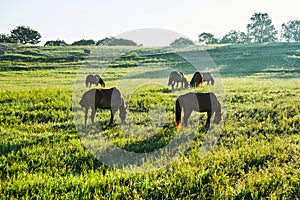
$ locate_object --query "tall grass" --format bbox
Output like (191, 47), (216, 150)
(0, 43), (299, 199)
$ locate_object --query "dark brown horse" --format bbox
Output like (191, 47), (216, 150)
(79, 87), (127, 128)
(175, 92), (221, 127)
(168, 71), (188, 89)
(201, 72), (215, 85)
(190, 72), (204, 88)
(86, 74), (105, 87)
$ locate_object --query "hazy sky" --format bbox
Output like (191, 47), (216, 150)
(0, 0), (299, 45)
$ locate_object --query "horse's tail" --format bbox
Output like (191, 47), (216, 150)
(168, 74), (172, 86)
(175, 98), (182, 128)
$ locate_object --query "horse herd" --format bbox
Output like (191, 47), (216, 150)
(168, 71), (215, 90)
(80, 71), (221, 130)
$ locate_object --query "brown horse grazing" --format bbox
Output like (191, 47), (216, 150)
(79, 87), (127, 128)
(190, 72), (204, 88)
(86, 74), (105, 87)
(175, 92), (221, 128)
(168, 71), (188, 89)
(201, 72), (215, 85)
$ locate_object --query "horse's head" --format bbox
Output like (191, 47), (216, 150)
(190, 79), (195, 88)
(99, 78), (105, 87)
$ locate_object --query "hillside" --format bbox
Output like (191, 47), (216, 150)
(0, 42), (299, 199)
(1, 42), (299, 78)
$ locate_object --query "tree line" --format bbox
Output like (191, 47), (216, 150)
(1, 13), (299, 46)
(198, 13), (300, 45)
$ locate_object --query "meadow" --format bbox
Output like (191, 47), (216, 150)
(0, 43), (299, 199)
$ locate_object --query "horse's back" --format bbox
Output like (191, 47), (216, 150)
(80, 87), (122, 109)
(178, 92), (201, 111)
(98, 87), (122, 108)
(100, 87), (120, 97)
(202, 72), (213, 80)
(197, 92), (220, 110)
(86, 74), (93, 81)
(194, 72), (202, 80)
(179, 92), (218, 112)
(170, 71), (182, 79)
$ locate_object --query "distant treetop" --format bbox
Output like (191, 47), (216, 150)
(281, 20), (300, 42)
(71, 39), (95, 46)
(10, 25), (41, 45)
(170, 37), (194, 47)
(198, 32), (218, 45)
(96, 37), (137, 46)
(247, 13), (278, 43)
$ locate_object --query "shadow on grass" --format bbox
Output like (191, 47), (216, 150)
(122, 123), (177, 153)
(0, 134), (66, 156)
(0, 132), (110, 177)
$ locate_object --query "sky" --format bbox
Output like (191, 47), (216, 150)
(0, 0), (299, 46)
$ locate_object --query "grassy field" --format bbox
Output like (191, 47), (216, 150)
(0, 43), (299, 199)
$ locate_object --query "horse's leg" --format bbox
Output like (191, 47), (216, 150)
(176, 81), (179, 88)
(171, 82), (174, 90)
(205, 111), (212, 127)
(91, 107), (96, 124)
(84, 108), (88, 130)
(109, 106), (118, 126)
(183, 109), (192, 127)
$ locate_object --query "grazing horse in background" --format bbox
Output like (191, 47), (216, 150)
(86, 74), (105, 87)
(168, 71), (189, 89)
(190, 72), (204, 88)
(201, 72), (215, 85)
(79, 87), (127, 128)
(175, 92), (221, 128)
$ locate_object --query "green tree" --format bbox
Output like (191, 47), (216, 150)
(170, 37), (194, 47)
(198, 32), (218, 45)
(96, 37), (137, 46)
(220, 30), (250, 44)
(281, 20), (300, 42)
(72, 39), (95, 46)
(10, 25), (41, 44)
(0, 34), (15, 43)
(247, 13), (278, 43)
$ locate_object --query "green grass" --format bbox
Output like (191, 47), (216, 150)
(0, 43), (299, 199)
